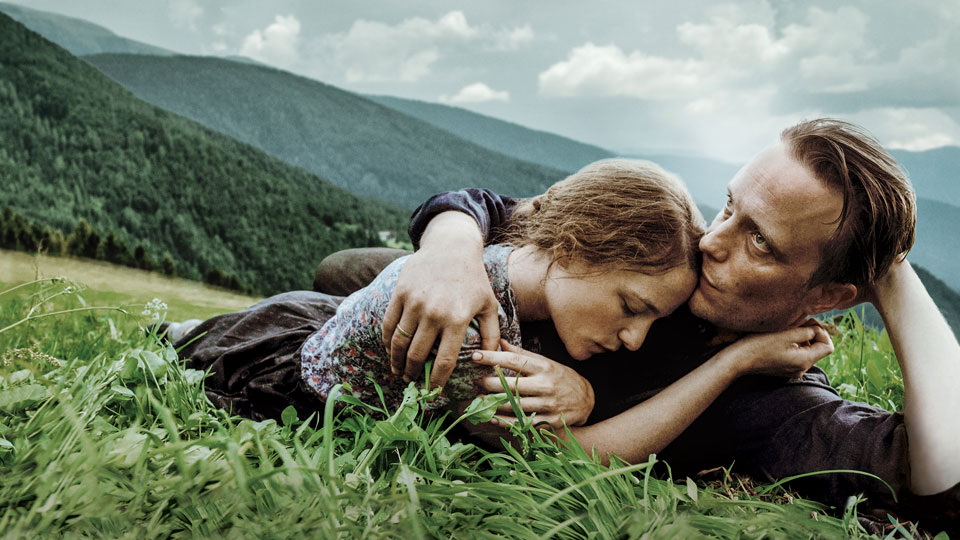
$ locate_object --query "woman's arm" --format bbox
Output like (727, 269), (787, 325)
(301, 258), (409, 410)
(564, 325), (833, 465)
(472, 324), (833, 465)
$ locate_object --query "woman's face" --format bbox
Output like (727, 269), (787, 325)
(544, 261), (698, 361)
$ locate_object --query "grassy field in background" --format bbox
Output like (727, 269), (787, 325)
(0, 254), (943, 538)
(1, 249), (260, 321)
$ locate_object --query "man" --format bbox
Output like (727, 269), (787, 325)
(316, 119), (959, 532)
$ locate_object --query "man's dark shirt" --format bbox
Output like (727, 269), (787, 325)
(407, 188), (960, 534)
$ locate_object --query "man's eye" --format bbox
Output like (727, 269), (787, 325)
(752, 231), (770, 252)
(720, 195), (733, 216)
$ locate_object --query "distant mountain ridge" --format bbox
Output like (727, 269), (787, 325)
(0, 2), (174, 56)
(892, 147), (960, 208)
(0, 13), (406, 294)
(84, 53), (566, 208)
(366, 94), (745, 207)
(365, 94), (616, 172)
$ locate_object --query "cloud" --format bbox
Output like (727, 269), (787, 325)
(317, 11), (534, 83)
(439, 82), (510, 104)
(849, 108), (960, 151)
(492, 24), (534, 51)
(538, 43), (709, 100)
(538, 2), (959, 157)
(167, 0), (203, 30)
(211, 22), (231, 37)
(240, 15), (301, 68)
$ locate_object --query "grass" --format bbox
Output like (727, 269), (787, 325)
(0, 272), (947, 538)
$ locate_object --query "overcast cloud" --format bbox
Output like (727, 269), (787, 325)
(11, 0), (960, 161)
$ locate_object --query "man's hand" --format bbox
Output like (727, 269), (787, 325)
(471, 340), (595, 428)
(382, 212), (501, 389)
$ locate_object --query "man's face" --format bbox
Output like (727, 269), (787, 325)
(688, 142), (845, 332)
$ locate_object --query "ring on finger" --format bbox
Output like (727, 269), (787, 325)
(396, 326), (413, 339)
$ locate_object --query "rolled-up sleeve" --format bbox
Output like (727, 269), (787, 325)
(408, 189), (517, 249)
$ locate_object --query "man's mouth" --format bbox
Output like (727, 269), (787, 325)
(700, 272), (721, 291)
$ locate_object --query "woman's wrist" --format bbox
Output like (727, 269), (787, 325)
(707, 345), (750, 382)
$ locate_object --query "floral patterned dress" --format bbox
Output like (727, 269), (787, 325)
(300, 244), (522, 410)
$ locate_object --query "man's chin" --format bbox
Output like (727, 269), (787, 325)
(688, 291), (720, 322)
(689, 292), (746, 330)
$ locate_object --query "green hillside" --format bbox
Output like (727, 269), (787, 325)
(83, 53), (567, 208)
(0, 2), (174, 56)
(0, 13), (407, 295)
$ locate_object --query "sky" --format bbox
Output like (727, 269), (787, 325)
(11, 0), (960, 162)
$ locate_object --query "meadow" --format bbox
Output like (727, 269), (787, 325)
(0, 253), (944, 539)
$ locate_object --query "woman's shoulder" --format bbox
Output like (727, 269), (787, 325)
(481, 244), (515, 306)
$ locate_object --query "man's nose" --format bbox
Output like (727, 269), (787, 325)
(699, 222), (730, 262)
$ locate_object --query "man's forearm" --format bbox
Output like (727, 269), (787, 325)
(418, 211), (484, 253)
(874, 261), (960, 494)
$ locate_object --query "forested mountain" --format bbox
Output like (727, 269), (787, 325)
(850, 264), (960, 337)
(915, 265), (960, 336)
(0, 2), (174, 56)
(0, 14), (407, 295)
(913, 198), (960, 292)
(84, 54), (567, 208)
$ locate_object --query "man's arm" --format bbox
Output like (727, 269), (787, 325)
(384, 189), (519, 389)
(871, 260), (960, 495)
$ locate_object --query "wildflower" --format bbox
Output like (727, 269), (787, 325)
(141, 298), (168, 321)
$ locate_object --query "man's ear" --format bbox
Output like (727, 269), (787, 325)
(806, 282), (859, 314)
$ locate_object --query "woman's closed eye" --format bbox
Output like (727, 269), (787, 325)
(621, 298), (648, 317)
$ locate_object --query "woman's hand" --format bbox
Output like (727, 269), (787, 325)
(720, 320), (834, 379)
(381, 212), (502, 389)
(471, 340), (595, 428)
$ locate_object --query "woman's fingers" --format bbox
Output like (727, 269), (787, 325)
(470, 344), (546, 375)
(476, 373), (548, 395)
(492, 396), (556, 413)
(490, 413), (564, 429)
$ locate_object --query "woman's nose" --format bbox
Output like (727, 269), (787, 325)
(620, 319), (653, 351)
